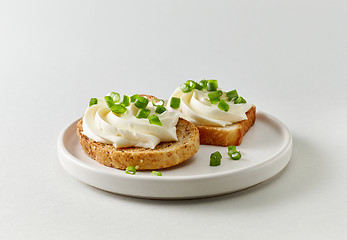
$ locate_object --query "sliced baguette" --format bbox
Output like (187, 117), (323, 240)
(196, 105), (256, 147)
(76, 117), (200, 171)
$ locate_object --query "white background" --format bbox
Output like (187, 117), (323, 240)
(1, 0), (347, 239)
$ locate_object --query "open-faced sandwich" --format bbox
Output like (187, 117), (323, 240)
(169, 80), (256, 146)
(77, 93), (200, 170)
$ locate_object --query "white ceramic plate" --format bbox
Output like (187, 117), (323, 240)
(58, 112), (292, 199)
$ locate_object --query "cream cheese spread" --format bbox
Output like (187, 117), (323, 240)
(82, 98), (179, 149)
(169, 87), (253, 127)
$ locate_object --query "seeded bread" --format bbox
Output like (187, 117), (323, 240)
(77, 93), (200, 171)
(196, 105), (256, 147)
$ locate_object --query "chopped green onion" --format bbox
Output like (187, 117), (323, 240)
(186, 80), (194, 85)
(170, 97), (181, 109)
(89, 98), (98, 107)
(228, 145), (237, 152)
(152, 99), (167, 114)
(130, 94), (139, 103)
(104, 95), (113, 102)
(110, 92), (120, 102)
(207, 80), (218, 91)
(199, 80), (208, 90)
(155, 105), (166, 114)
(125, 166), (136, 175)
(228, 145), (242, 160)
(136, 108), (150, 119)
(104, 96), (115, 108)
(121, 95), (130, 107)
(210, 151), (222, 166)
(110, 104), (127, 114)
(226, 90), (238, 102)
(234, 97), (247, 104)
(148, 115), (162, 126)
(151, 171), (162, 176)
(187, 80), (202, 90)
(218, 99), (229, 112)
(208, 91), (221, 104)
(229, 151), (241, 160)
(134, 96), (149, 109)
(180, 83), (193, 93)
(152, 99), (165, 107)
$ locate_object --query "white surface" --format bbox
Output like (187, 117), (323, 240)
(58, 113), (292, 199)
(0, 0), (346, 239)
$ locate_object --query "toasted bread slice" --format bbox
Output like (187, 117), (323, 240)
(76, 117), (200, 170)
(196, 105), (256, 146)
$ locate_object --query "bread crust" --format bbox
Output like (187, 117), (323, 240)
(76, 118), (200, 170)
(196, 105), (256, 146)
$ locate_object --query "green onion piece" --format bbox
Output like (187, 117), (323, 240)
(104, 95), (113, 102)
(210, 151), (222, 166)
(187, 80), (202, 90)
(89, 98), (98, 107)
(193, 81), (203, 90)
(199, 80), (208, 90)
(229, 151), (242, 160)
(134, 96), (149, 109)
(226, 90), (238, 102)
(207, 80), (218, 91)
(104, 96), (115, 108)
(218, 99), (229, 112)
(208, 91), (221, 104)
(152, 99), (165, 107)
(121, 95), (130, 107)
(130, 94), (139, 103)
(186, 80), (194, 86)
(148, 115), (162, 126)
(228, 145), (242, 160)
(155, 105), (166, 114)
(151, 171), (162, 176)
(179, 83), (192, 93)
(125, 166), (136, 175)
(228, 145), (237, 152)
(110, 92), (120, 102)
(136, 108), (150, 119)
(234, 96), (247, 104)
(110, 104), (127, 114)
(170, 97), (181, 109)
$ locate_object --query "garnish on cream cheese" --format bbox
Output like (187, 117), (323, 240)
(82, 94), (179, 149)
(169, 80), (253, 127)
